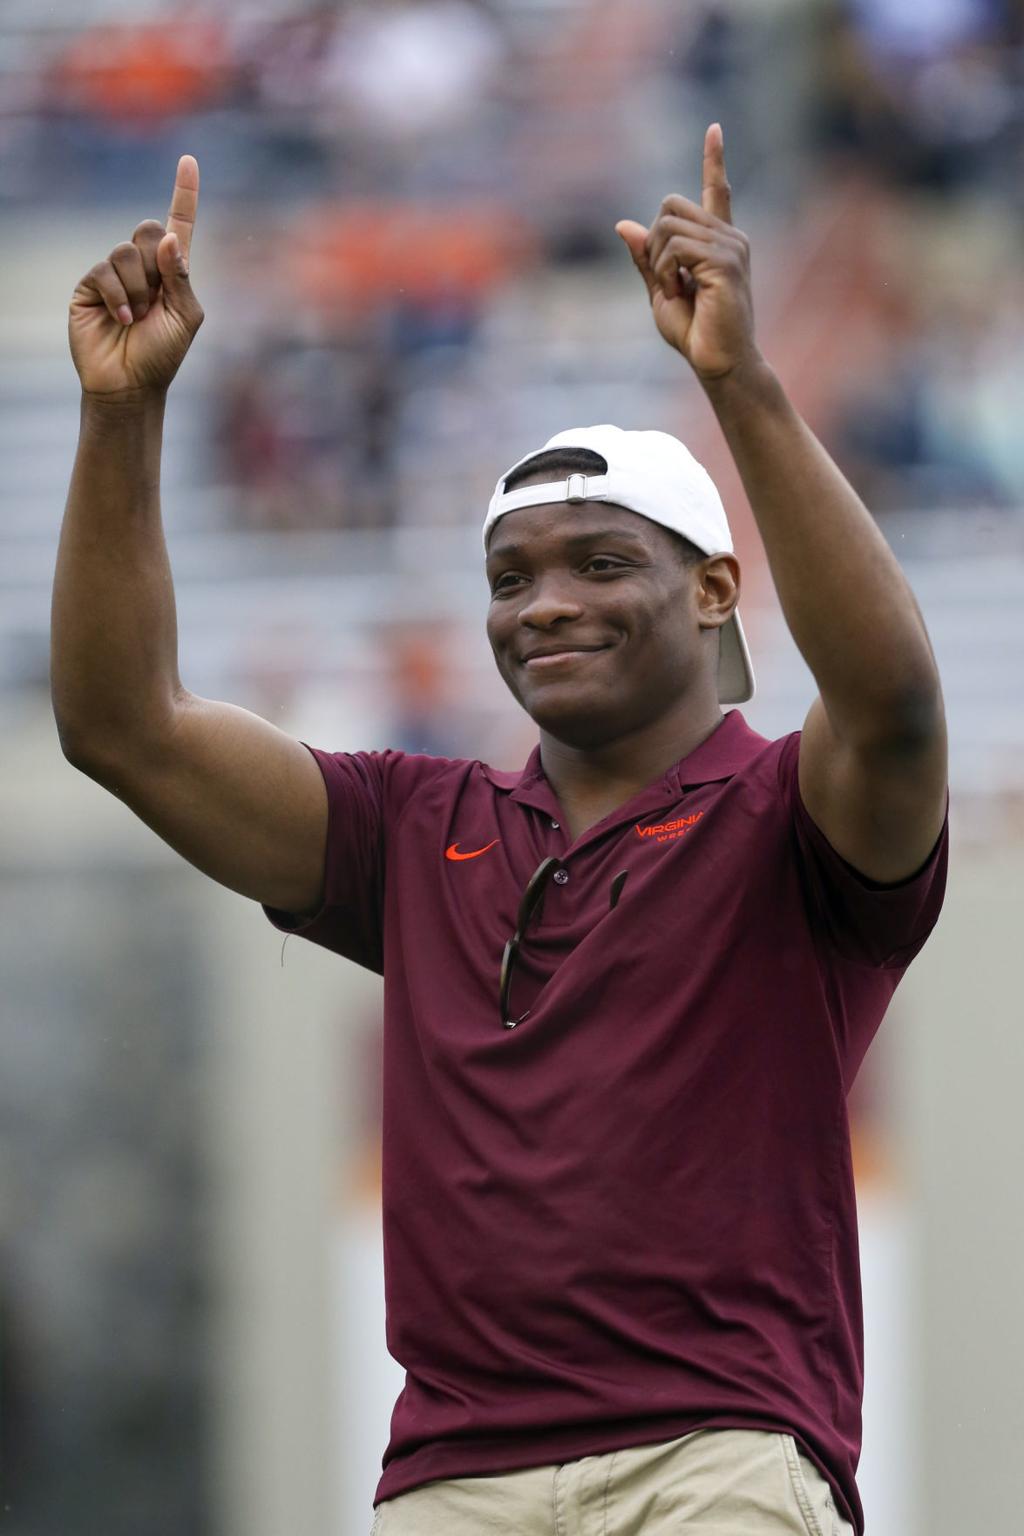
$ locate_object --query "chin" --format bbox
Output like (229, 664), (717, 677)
(522, 694), (632, 751)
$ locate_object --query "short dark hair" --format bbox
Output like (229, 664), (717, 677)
(502, 447), (707, 567)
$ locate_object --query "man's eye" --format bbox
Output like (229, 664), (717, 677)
(584, 556), (627, 573)
(491, 572), (525, 594)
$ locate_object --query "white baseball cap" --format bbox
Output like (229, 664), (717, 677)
(484, 424), (755, 705)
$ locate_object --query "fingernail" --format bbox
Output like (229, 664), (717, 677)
(117, 305), (133, 326)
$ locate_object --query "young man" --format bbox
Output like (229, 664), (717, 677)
(54, 127), (948, 1535)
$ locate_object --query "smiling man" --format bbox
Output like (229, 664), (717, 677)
(54, 127), (948, 1536)
(484, 426), (748, 833)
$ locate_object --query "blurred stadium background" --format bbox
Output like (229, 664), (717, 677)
(1, 0), (1023, 1532)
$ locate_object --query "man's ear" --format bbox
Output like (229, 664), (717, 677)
(696, 553), (740, 628)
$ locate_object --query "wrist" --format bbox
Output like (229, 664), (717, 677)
(698, 349), (779, 411)
(81, 387), (168, 414)
(80, 388), (168, 435)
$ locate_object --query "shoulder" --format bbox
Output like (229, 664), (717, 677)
(306, 744), (496, 818)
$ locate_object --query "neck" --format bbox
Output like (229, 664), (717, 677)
(538, 699), (725, 835)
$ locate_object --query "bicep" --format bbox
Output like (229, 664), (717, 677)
(798, 691), (948, 886)
(96, 691), (329, 913)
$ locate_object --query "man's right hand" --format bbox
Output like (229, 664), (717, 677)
(68, 154), (204, 403)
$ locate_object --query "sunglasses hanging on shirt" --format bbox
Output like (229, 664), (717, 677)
(500, 861), (629, 1029)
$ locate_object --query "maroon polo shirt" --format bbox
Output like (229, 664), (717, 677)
(265, 708), (949, 1533)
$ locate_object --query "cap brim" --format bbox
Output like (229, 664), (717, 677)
(719, 612), (756, 705)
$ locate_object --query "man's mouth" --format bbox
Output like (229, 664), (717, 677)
(521, 645), (609, 669)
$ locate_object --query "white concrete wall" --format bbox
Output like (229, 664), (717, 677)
(898, 846), (1024, 1536)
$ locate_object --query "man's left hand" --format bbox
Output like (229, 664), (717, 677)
(616, 124), (759, 383)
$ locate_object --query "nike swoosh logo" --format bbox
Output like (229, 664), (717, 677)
(445, 839), (500, 862)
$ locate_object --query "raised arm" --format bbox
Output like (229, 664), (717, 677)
(616, 124), (947, 885)
(52, 155), (328, 915)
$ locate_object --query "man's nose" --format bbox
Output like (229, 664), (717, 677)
(517, 576), (584, 628)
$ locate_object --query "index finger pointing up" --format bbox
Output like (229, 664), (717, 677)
(166, 154), (199, 264)
(701, 123), (732, 224)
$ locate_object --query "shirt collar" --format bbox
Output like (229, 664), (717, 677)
(481, 709), (770, 803)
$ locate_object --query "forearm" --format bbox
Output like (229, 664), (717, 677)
(51, 393), (184, 766)
(703, 354), (942, 745)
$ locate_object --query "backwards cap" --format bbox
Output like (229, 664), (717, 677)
(484, 424), (755, 705)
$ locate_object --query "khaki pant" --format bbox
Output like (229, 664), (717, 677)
(371, 1428), (856, 1535)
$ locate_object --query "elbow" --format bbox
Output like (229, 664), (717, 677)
(53, 704), (89, 770)
(51, 681), (92, 771)
(55, 719), (112, 781)
(825, 671), (945, 757)
(893, 676), (945, 738)
(863, 678), (946, 754)
(53, 708), (127, 785)
(54, 694), (184, 784)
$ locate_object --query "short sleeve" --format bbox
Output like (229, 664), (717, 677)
(262, 746), (389, 972)
(778, 731), (950, 970)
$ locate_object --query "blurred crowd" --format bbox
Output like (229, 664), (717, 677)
(2, 0), (1021, 531)
(815, 0), (1024, 512)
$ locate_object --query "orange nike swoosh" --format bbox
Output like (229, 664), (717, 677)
(445, 839), (500, 862)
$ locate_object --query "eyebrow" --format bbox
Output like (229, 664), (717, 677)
(486, 528), (650, 562)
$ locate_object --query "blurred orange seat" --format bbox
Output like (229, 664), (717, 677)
(53, 19), (228, 124)
(289, 202), (537, 313)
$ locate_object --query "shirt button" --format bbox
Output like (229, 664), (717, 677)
(553, 868), (569, 885)
(550, 819), (560, 829)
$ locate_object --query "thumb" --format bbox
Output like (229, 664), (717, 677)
(615, 219), (658, 301)
(156, 231), (196, 309)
